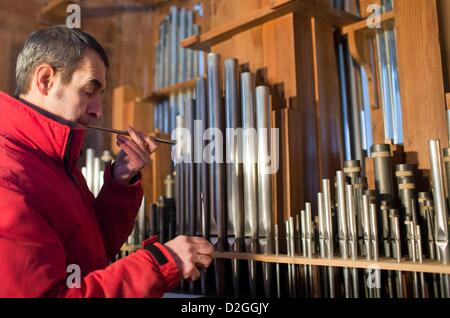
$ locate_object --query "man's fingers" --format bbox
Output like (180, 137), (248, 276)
(188, 237), (215, 255)
(128, 126), (151, 155)
(188, 236), (212, 245)
(117, 135), (148, 161)
(142, 134), (158, 153)
(117, 136), (148, 164)
(194, 254), (213, 269)
(187, 266), (201, 282)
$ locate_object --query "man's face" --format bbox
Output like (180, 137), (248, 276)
(45, 48), (107, 128)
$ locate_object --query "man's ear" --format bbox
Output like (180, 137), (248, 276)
(34, 64), (56, 96)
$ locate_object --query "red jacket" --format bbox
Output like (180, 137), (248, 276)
(0, 91), (180, 297)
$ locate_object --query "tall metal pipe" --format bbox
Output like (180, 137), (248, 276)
(165, 174), (176, 240)
(274, 224), (281, 298)
(207, 53), (227, 297)
(380, 201), (391, 258)
(286, 220), (292, 297)
(175, 115), (185, 235)
(429, 140), (449, 265)
(390, 210), (404, 298)
(429, 140), (450, 297)
(157, 196), (168, 243)
(163, 17), (170, 88)
(336, 171), (351, 298)
(354, 177), (367, 255)
(346, 184), (359, 298)
(305, 204), (314, 297)
(85, 148), (94, 192)
(194, 77), (211, 294)
(318, 192), (330, 298)
(443, 148), (450, 200)
(289, 217), (297, 298)
(186, 10), (194, 80)
(184, 98), (196, 237)
(370, 203), (381, 298)
(256, 85), (274, 298)
(362, 194), (372, 298)
(169, 6), (178, 85)
(224, 58), (244, 297)
(322, 179), (335, 298)
(195, 77), (210, 240)
(138, 197), (146, 244)
(241, 72), (259, 297)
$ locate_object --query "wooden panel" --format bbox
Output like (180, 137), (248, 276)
(291, 13), (319, 212)
(262, 14), (297, 109)
(211, 0), (264, 78)
(0, 1), (44, 94)
(133, 100), (154, 133)
(395, 0), (447, 170)
(111, 85), (141, 154)
(312, 17), (344, 179)
(273, 108), (304, 222)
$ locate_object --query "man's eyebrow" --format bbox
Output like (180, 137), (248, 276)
(86, 78), (106, 92)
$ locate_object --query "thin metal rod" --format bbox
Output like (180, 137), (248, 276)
(274, 224), (281, 298)
(322, 179), (335, 298)
(346, 184), (359, 298)
(87, 125), (176, 145)
(336, 171), (351, 298)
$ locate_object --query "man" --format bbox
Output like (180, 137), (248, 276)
(0, 26), (214, 297)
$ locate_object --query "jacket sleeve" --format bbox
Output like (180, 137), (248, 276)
(91, 162), (144, 260)
(0, 184), (180, 298)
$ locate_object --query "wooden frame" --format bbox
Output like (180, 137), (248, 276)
(181, 0), (360, 51)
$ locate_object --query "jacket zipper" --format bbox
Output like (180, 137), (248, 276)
(63, 130), (76, 183)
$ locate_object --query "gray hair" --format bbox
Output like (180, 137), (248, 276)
(15, 26), (109, 96)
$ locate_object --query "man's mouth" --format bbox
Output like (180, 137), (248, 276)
(76, 121), (89, 128)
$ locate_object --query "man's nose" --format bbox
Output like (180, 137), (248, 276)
(87, 95), (103, 118)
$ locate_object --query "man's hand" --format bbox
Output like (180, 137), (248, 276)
(113, 126), (158, 185)
(164, 236), (215, 281)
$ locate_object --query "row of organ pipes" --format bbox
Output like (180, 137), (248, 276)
(114, 1), (449, 298)
(117, 52), (450, 298)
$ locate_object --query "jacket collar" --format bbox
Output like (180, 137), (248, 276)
(0, 91), (85, 174)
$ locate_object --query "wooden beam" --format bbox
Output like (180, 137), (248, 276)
(395, 0), (447, 170)
(213, 252), (450, 275)
(181, 0), (360, 50)
(341, 10), (395, 35)
(141, 78), (197, 102)
(119, 246), (450, 275)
